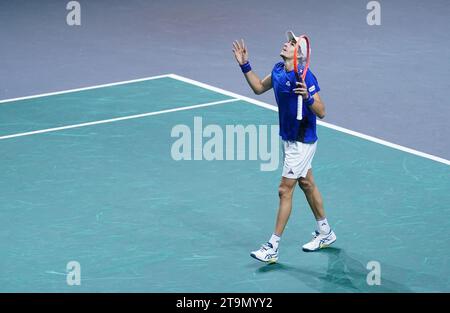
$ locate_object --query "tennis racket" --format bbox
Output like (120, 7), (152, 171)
(293, 35), (311, 120)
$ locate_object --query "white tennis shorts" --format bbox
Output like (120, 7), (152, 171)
(282, 140), (317, 179)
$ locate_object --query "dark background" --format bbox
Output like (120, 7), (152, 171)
(1, 0), (449, 159)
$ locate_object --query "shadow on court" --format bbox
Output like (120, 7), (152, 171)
(254, 248), (418, 292)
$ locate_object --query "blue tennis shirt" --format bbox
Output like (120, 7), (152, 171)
(271, 61), (321, 143)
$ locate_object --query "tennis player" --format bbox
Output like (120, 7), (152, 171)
(232, 31), (337, 263)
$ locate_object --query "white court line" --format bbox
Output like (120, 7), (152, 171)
(1, 72), (448, 166)
(0, 74), (173, 104)
(0, 98), (239, 140)
(169, 73), (450, 166)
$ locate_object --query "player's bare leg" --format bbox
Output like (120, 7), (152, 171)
(298, 169), (337, 251)
(298, 169), (325, 220)
(274, 176), (298, 235)
(250, 176), (297, 263)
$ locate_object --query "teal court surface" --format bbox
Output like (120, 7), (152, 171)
(0, 74), (449, 292)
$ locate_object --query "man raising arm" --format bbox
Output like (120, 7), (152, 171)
(232, 33), (337, 264)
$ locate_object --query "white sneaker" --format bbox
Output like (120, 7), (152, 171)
(302, 230), (337, 252)
(250, 242), (278, 263)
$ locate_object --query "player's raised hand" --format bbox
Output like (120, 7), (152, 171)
(232, 39), (249, 65)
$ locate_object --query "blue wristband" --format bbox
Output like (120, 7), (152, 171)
(304, 94), (315, 106)
(240, 61), (252, 74)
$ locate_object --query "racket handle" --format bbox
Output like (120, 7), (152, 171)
(297, 96), (303, 120)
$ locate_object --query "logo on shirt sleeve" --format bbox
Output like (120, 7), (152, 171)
(308, 85), (316, 93)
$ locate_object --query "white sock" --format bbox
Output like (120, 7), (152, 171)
(317, 218), (331, 234)
(268, 233), (281, 250)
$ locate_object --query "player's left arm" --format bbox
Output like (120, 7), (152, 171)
(310, 93), (325, 119)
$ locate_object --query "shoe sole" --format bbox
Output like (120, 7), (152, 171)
(250, 253), (278, 264)
(302, 238), (337, 252)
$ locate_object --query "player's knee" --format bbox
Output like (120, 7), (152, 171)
(298, 178), (314, 192)
(278, 185), (292, 199)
